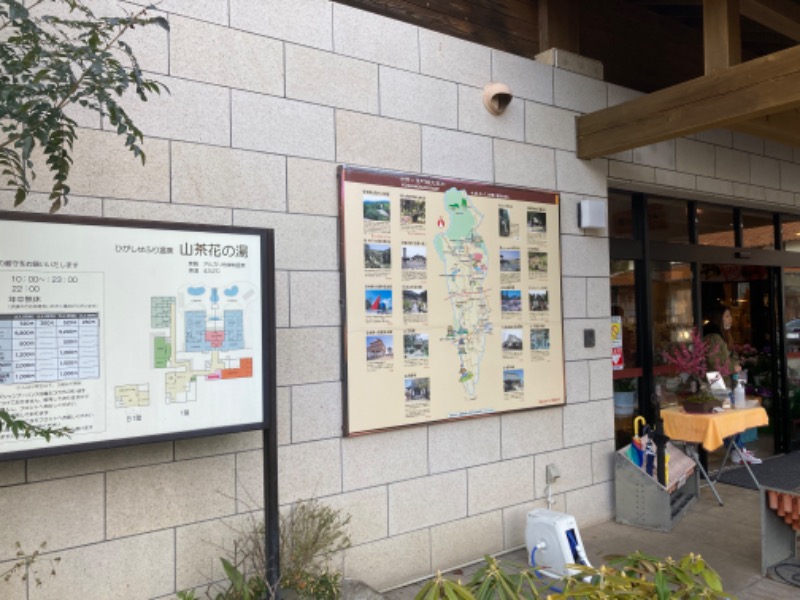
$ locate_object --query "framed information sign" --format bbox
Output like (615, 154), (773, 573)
(0, 212), (275, 459)
(340, 167), (565, 435)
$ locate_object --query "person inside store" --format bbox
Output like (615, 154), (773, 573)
(703, 305), (762, 465)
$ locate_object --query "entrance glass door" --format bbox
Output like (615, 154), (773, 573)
(701, 264), (775, 458)
(784, 267), (800, 448)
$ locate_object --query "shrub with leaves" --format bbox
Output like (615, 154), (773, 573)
(0, 0), (168, 212)
(415, 551), (731, 600)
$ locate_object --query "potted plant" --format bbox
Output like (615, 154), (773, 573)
(661, 329), (729, 414)
(613, 378), (637, 417)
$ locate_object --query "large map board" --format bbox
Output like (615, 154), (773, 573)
(0, 213), (273, 459)
(340, 168), (565, 435)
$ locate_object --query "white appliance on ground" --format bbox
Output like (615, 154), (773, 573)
(525, 509), (591, 579)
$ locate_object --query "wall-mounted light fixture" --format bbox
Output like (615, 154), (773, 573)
(578, 198), (607, 229)
(482, 82), (513, 115)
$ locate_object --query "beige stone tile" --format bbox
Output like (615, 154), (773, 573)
(0, 558), (25, 600)
(556, 150), (608, 196)
(176, 512), (258, 590)
(458, 84), (524, 141)
(564, 400), (614, 445)
(274, 327), (340, 386)
(534, 445), (593, 497)
(0, 189), (103, 215)
(0, 460), (25, 487)
(565, 481), (614, 527)
(389, 471), (467, 535)
(277, 386), (291, 446)
(422, 126), (493, 182)
(655, 169), (696, 190)
(494, 139), (556, 191)
(561, 235), (609, 277)
(554, 69), (607, 113)
(492, 50), (553, 104)
(232, 91), (335, 161)
(379, 67), (457, 128)
(27, 442), (173, 481)
(333, 4), (420, 71)
(697, 176), (734, 196)
(563, 318), (612, 361)
(127, 0), (228, 24)
(174, 430), (262, 460)
(502, 499), (553, 549)
(230, 0), (333, 50)
(291, 381), (343, 442)
(278, 438), (342, 504)
(325, 486), (388, 546)
(120, 75), (231, 146)
(428, 416), (500, 473)
(419, 29), (491, 87)
(106, 455), (236, 538)
(344, 530), (430, 591)
(633, 140), (676, 170)
(501, 406), (563, 459)
(564, 360), (590, 404)
(172, 143), (286, 211)
(336, 111), (421, 173)
(430, 511), (503, 570)
(591, 439), (615, 483)
(103, 199), (233, 225)
(235, 449), (264, 512)
(525, 101), (577, 151)
(29, 128), (170, 202)
(171, 16), (284, 95)
(468, 457), (534, 514)
(287, 158), (339, 217)
(609, 160), (655, 184)
(715, 147), (750, 183)
(342, 428), (428, 491)
(0, 475), (104, 561)
(588, 358), (613, 400)
(290, 271), (341, 327)
(275, 269), (290, 328)
(287, 44), (378, 113)
(28, 531), (174, 600)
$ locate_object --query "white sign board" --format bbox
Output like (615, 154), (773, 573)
(0, 214), (272, 458)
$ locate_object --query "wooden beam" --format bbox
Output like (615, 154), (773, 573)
(733, 109), (800, 146)
(576, 43), (800, 158)
(741, 0), (800, 42)
(538, 0), (579, 53)
(704, 0), (741, 73)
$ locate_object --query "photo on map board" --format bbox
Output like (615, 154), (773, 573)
(528, 251), (548, 273)
(402, 289), (428, 314)
(401, 245), (427, 270)
(503, 369), (524, 391)
(401, 198), (426, 225)
(366, 334), (394, 360)
(364, 242), (391, 269)
(499, 208), (511, 237)
(363, 196), (390, 221)
(404, 332), (429, 358)
(365, 289), (393, 315)
(405, 377), (430, 401)
(529, 289), (549, 311)
(499, 249), (520, 272)
(527, 209), (547, 233)
(500, 289), (522, 312)
(530, 328), (550, 350)
(502, 328), (523, 350)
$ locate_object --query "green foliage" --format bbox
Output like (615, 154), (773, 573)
(176, 498), (351, 600)
(0, 0), (169, 212)
(280, 498), (352, 599)
(414, 552), (732, 600)
(1, 542), (61, 588)
(0, 408), (70, 441)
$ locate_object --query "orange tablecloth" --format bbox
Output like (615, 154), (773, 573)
(661, 406), (769, 451)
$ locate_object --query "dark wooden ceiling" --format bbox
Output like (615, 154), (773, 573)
(335, 0), (799, 93)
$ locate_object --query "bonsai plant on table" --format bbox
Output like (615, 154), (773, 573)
(661, 328), (730, 414)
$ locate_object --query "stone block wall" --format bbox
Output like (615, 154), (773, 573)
(5, 0), (793, 597)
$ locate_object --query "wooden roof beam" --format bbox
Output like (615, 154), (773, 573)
(704, 0), (741, 73)
(576, 43), (800, 158)
(741, 0), (800, 42)
(733, 109), (800, 146)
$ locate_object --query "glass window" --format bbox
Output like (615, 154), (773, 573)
(651, 261), (694, 406)
(696, 204), (734, 247)
(610, 260), (638, 369)
(608, 190), (634, 239)
(742, 211), (774, 249)
(647, 198), (688, 243)
(782, 215), (800, 252)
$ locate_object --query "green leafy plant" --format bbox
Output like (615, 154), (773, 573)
(0, 0), (169, 212)
(1, 542), (61, 589)
(176, 498), (351, 600)
(0, 409), (71, 442)
(415, 551), (731, 600)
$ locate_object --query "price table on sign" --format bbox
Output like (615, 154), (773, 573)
(0, 313), (100, 385)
